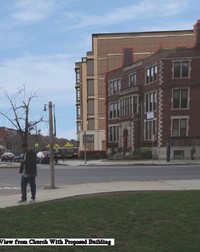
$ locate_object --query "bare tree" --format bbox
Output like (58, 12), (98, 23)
(0, 85), (43, 143)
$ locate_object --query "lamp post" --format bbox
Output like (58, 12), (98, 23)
(44, 101), (55, 189)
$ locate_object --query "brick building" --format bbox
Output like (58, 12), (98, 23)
(0, 127), (21, 154)
(75, 25), (194, 158)
(106, 20), (200, 160)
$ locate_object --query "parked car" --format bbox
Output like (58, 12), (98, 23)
(14, 154), (24, 163)
(36, 151), (50, 164)
(1, 152), (15, 162)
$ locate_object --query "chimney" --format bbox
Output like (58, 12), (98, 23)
(123, 48), (134, 67)
(193, 19), (200, 48)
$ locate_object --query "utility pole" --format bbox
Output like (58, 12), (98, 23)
(48, 101), (55, 188)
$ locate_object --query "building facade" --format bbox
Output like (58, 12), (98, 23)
(75, 27), (194, 158)
(106, 20), (200, 160)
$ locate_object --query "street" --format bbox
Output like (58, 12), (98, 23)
(0, 163), (200, 196)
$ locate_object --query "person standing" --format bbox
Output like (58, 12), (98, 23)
(191, 146), (196, 160)
(19, 142), (37, 203)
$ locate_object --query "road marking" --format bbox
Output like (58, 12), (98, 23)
(0, 187), (20, 190)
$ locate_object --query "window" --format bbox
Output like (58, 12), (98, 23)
(88, 118), (94, 130)
(108, 102), (119, 119)
(113, 126), (117, 141)
(87, 79), (94, 96)
(173, 150), (185, 159)
(146, 68), (150, 83)
(117, 102), (120, 117)
(182, 61), (189, 77)
(172, 118), (188, 137)
(113, 80), (117, 94)
(76, 105), (80, 119)
(133, 96), (138, 114)
(109, 103), (113, 119)
(145, 120), (156, 140)
(77, 122), (81, 132)
(154, 65), (157, 80)
(108, 81), (112, 95)
(150, 67), (154, 82)
(117, 79), (121, 92)
(120, 97), (133, 116)
(173, 89), (189, 109)
(87, 59), (94, 76)
(113, 103), (117, 118)
(108, 79), (121, 96)
(174, 62), (181, 78)
(120, 99), (125, 116)
(145, 92), (157, 112)
(120, 96), (139, 116)
(76, 87), (80, 102)
(173, 61), (190, 78)
(129, 73), (136, 86)
(108, 125), (119, 142)
(87, 100), (94, 116)
(75, 68), (80, 83)
(146, 65), (157, 83)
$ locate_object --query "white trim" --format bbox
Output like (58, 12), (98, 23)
(171, 87), (190, 110)
(171, 116), (189, 137)
(97, 33), (192, 40)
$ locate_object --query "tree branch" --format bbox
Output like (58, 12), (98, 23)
(0, 85), (42, 142)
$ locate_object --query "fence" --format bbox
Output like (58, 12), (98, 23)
(168, 136), (200, 160)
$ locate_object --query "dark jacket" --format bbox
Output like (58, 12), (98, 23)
(19, 149), (37, 176)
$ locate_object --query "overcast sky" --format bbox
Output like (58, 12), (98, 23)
(0, 0), (199, 139)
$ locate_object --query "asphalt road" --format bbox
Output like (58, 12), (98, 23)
(0, 164), (200, 196)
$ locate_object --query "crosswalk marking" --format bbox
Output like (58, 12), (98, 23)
(0, 187), (20, 190)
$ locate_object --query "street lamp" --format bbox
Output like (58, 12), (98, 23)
(44, 101), (55, 189)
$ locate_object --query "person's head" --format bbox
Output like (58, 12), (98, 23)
(21, 142), (28, 152)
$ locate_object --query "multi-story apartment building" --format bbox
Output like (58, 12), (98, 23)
(75, 25), (194, 158)
(106, 20), (200, 160)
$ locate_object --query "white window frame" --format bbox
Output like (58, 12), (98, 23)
(108, 125), (119, 142)
(129, 73), (137, 86)
(144, 119), (156, 140)
(108, 78), (121, 96)
(172, 88), (189, 110)
(145, 91), (157, 113)
(171, 116), (189, 137)
(172, 60), (191, 79)
(146, 64), (157, 84)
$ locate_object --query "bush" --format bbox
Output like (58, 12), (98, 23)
(132, 150), (152, 160)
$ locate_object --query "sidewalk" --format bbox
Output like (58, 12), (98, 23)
(57, 158), (200, 167)
(1, 158), (200, 168)
(0, 180), (200, 209)
(1, 159), (199, 209)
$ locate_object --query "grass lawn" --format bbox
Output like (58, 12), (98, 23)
(0, 191), (200, 252)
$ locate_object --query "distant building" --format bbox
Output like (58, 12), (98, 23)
(75, 25), (194, 158)
(106, 20), (200, 160)
(0, 126), (76, 154)
(0, 127), (21, 153)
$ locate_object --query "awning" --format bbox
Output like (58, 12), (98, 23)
(63, 142), (75, 148)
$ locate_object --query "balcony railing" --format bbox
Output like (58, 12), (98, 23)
(119, 86), (139, 96)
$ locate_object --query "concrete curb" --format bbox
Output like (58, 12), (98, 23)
(1, 159), (200, 168)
